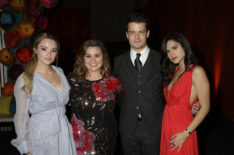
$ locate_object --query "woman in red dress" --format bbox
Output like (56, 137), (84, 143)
(160, 32), (210, 155)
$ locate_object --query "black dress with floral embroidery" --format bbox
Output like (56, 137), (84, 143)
(68, 73), (122, 155)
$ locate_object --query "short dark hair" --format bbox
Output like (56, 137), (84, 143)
(126, 12), (149, 31)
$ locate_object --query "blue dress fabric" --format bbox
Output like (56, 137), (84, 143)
(11, 66), (77, 155)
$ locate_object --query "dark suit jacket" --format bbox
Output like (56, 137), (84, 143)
(114, 49), (164, 137)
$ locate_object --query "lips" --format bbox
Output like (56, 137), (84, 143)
(171, 57), (177, 61)
(89, 64), (97, 67)
(45, 58), (53, 62)
(134, 40), (141, 43)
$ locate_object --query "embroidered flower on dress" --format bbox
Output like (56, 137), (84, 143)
(71, 114), (96, 155)
(91, 76), (121, 102)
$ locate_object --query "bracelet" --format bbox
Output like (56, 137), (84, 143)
(185, 128), (192, 135)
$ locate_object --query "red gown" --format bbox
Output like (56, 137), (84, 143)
(160, 66), (199, 155)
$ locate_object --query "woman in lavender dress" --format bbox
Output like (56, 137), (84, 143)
(11, 33), (76, 155)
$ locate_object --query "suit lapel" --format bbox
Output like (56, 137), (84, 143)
(140, 50), (154, 86)
(124, 52), (139, 87)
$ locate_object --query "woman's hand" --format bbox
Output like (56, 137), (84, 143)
(169, 130), (189, 152)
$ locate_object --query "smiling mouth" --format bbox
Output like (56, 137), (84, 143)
(90, 64), (98, 67)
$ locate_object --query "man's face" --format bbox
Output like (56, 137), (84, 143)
(126, 22), (150, 52)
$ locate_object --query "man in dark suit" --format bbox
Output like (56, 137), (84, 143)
(114, 12), (164, 155)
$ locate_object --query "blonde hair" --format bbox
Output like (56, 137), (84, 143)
(22, 33), (60, 97)
(73, 40), (111, 83)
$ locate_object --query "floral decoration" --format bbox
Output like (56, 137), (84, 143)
(71, 114), (96, 155)
(0, 11), (15, 29)
(5, 30), (21, 48)
(17, 21), (35, 38)
(0, 48), (14, 66)
(40, 0), (57, 8)
(9, 0), (26, 11)
(91, 76), (122, 102)
(16, 46), (32, 63)
(8, 64), (23, 80)
(0, 0), (9, 9)
(2, 82), (15, 96)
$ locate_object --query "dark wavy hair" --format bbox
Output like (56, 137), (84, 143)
(73, 40), (111, 83)
(126, 12), (149, 31)
(161, 32), (197, 87)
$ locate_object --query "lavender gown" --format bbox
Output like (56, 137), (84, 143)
(11, 66), (77, 155)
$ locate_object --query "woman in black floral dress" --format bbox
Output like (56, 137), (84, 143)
(68, 40), (121, 155)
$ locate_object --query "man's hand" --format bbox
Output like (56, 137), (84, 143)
(191, 100), (200, 115)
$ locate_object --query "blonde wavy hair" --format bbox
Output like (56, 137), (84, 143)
(73, 40), (111, 83)
(22, 33), (60, 97)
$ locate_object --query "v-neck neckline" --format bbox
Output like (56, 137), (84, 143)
(35, 66), (63, 93)
(166, 66), (185, 101)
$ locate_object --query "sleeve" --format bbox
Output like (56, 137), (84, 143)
(11, 74), (30, 154)
(115, 77), (122, 95)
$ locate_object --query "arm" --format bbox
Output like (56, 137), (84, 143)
(170, 66), (210, 151)
(11, 75), (30, 154)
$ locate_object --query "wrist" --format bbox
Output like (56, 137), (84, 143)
(185, 128), (192, 136)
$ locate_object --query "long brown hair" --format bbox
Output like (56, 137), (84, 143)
(22, 33), (60, 97)
(73, 40), (111, 83)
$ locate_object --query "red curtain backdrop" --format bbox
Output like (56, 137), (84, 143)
(144, 0), (234, 121)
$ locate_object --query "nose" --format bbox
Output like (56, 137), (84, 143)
(135, 33), (140, 39)
(90, 56), (96, 63)
(47, 51), (52, 56)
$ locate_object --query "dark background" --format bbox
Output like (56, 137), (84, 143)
(2, 0), (234, 154)
(45, 0), (234, 122)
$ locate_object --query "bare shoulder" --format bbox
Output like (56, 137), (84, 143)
(192, 65), (209, 83)
(193, 65), (206, 75)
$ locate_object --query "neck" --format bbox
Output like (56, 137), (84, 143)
(35, 63), (53, 74)
(86, 71), (102, 81)
(179, 59), (185, 70)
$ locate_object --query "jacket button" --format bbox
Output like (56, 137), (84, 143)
(138, 90), (141, 94)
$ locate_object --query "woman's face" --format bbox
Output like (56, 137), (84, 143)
(35, 38), (58, 66)
(166, 40), (185, 65)
(84, 46), (103, 74)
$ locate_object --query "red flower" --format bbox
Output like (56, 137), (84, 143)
(91, 76), (122, 102)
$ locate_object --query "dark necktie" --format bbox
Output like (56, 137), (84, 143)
(135, 53), (142, 72)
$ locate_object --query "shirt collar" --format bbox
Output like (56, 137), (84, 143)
(130, 46), (150, 65)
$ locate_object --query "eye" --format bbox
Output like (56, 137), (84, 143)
(95, 54), (101, 58)
(41, 47), (47, 51)
(166, 50), (170, 53)
(51, 49), (58, 53)
(172, 46), (177, 50)
(85, 55), (91, 58)
(139, 30), (145, 34)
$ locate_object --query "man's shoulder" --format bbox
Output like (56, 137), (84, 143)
(114, 51), (129, 63)
(149, 48), (161, 59)
(115, 51), (129, 59)
(149, 48), (161, 55)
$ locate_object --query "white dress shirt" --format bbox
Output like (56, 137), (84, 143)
(130, 46), (150, 67)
